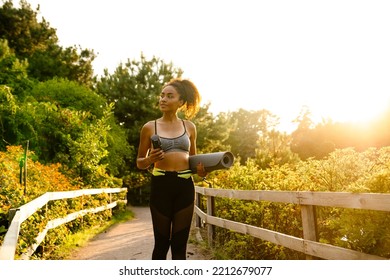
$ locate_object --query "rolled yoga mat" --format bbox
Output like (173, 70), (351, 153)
(189, 152), (234, 173)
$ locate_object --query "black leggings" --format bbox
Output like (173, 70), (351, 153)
(150, 174), (195, 260)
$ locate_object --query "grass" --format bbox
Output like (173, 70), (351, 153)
(188, 218), (216, 260)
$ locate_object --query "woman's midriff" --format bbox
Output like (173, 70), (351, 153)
(154, 152), (190, 171)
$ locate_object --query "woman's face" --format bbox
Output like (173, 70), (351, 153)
(159, 85), (183, 112)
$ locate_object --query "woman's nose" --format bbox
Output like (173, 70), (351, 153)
(160, 96), (167, 102)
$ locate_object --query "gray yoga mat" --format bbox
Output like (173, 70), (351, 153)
(189, 152), (234, 173)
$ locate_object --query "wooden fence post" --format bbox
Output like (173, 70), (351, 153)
(206, 195), (215, 248)
(195, 192), (202, 228)
(300, 204), (318, 260)
(109, 193), (113, 216)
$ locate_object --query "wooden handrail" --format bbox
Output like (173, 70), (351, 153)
(194, 186), (390, 260)
(195, 187), (390, 211)
(0, 187), (127, 260)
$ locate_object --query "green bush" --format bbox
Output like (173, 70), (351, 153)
(0, 146), (125, 259)
(206, 147), (390, 259)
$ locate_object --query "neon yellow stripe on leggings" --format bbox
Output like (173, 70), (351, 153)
(152, 168), (192, 179)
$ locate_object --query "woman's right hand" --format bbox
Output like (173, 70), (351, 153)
(148, 147), (164, 164)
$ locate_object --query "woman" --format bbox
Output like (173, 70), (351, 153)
(136, 78), (206, 260)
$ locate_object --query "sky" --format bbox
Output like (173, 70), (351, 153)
(24, 0), (390, 132)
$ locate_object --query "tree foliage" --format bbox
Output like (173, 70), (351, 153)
(291, 106), (390, 160)
(0, 38), (32, 97)
(95, 54), (183, 164)
(193, 104), (231, 153)
(256, 130), (299, 169)
(0, 78), (132, 179)
(225, 109), (280, 164)
(0, 0), (96, 87)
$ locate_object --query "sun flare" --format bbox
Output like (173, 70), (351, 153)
(308, 94), (390, 126)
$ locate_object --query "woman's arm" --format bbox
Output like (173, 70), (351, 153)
(136, 122), (164, 170)
(186, 120), (207, 177)
(187, 120), (197, 156)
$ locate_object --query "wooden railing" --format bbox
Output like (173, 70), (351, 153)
(0, 187), (127, 260)
(194, 186), (390, 260)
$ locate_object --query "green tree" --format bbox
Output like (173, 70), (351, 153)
(256, 130), (299, 169)
(95, 54), (183, 162)
(0, 0), (96, 86)
(28, 44), (96, 87)
(0, 85), (18, 149)
(0, 77), (132, 178)
(66, 104), (112, 184)
(290, 106), (335, 159)
(290, 103), (390, 159)
(29, 78), (105, 117)
(0, 38), (32, 97)
(28, 78), (132, 177)
(192, 104), (232, 153)
(226, 109), (278, 164)
(290, 106), (314, 159)
(0, 1), (57, 57)
(103, 118), (135, 177)
(0, 84), (40, 151)
(25, 78), (106, 162)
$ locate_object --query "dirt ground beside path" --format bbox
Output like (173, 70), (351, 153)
(68, 206), (212, 260)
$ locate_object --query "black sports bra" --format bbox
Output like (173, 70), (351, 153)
(154, 120), (190, 153)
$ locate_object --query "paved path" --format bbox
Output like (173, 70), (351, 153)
(68, 206), (211, 260)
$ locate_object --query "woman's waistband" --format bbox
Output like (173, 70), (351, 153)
(152, 168), (193, 179)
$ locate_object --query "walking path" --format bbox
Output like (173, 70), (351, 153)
(68, 206), (211, 260)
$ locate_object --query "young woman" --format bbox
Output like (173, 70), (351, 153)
(136, 78), (206, 260)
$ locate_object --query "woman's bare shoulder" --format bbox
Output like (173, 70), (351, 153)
(141, 120), (155, 134)
(184, 120), (196, 135)
(183, 119), (195, 128)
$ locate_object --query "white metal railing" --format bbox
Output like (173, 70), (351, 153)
(0, 187), (127, 260)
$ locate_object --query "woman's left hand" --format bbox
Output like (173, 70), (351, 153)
(196, 162), (208, 178)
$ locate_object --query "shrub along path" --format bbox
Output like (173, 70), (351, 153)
(68, 206), (212, 260)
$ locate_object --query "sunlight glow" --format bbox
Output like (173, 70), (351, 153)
(27, 0), (390, 132)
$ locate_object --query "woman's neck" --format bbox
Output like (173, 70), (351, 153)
(160, 113), (180, 123)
